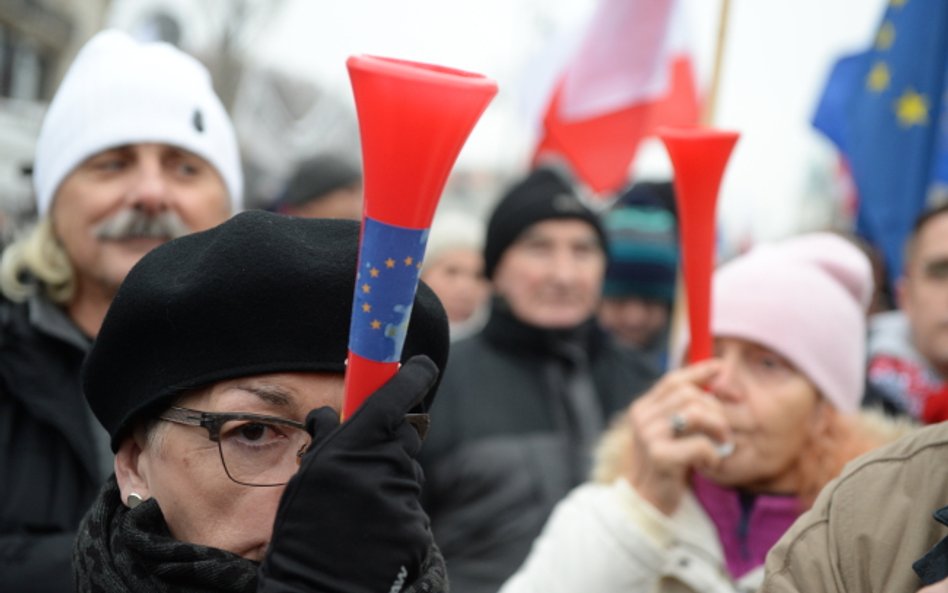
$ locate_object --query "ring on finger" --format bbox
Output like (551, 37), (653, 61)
(669, 412), (687, 437)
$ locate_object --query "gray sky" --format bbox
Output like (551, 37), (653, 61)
(253, 0), (888, 245)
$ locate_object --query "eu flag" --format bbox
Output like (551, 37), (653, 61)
(812, 0), (948, 287)
(349, 217), (428, 363)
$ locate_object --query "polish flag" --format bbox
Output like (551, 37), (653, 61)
(534, 0), (701, 196)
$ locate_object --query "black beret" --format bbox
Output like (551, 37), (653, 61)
(83, 211), (448, 450)
(483, 168), (607, 279)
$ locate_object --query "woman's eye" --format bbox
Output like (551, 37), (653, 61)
(755, 353), (790, 374)
(238, 422), (268, 442)
(223, 421), (285, 446)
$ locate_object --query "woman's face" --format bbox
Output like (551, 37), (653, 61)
(117, 372), (344, 561)
(698, 337), (828, 494)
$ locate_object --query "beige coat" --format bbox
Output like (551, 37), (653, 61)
(761, 421), (948, 592)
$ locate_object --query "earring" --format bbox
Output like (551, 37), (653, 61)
(126, 492), (144, 509)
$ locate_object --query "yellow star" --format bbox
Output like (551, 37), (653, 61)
(385, 258), (395, 268)
(875, 21), (895, 51)
(890, 0), (907, 7)
(404, 256), (413, 266)
(361, 283), (371, 294)
(370, 267), (380, 278)
(866, 61), (890, 92)
(362, 303), (371, 313)
(370, 319), (382, 330)
(895, 88), (929, 127)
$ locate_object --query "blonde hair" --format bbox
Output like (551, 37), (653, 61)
(793, 406), (915, 508)
(0, 217), (75, 304)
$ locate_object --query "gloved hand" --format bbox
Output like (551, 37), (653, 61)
(258, 355), (439, 593)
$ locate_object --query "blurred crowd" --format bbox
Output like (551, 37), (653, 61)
(4, 27), (948, 593)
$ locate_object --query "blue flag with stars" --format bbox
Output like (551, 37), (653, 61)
(349, 217), (428, 363)
(812, 0), (948, 288)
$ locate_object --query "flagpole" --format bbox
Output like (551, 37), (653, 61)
(702, 0), (732, 125)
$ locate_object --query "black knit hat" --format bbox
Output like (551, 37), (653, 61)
(82, 211), (448, 451)
(483, 168), (607, 279)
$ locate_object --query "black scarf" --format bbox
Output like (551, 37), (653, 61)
(481, 296), (605, 360)
(74, 477), (449, 593)
(74, 477), (260, 593)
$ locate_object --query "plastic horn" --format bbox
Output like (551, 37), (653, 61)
(657, 127), (739, 364)
(342, 55), (497, 419)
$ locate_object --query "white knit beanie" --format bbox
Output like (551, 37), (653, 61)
(33, 29), (243, 216)
(711, 233), (872, 413)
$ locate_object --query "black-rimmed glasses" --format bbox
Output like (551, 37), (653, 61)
(158, 406), (311, 487)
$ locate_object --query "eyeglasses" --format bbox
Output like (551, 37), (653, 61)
(158, 406), (311, 487)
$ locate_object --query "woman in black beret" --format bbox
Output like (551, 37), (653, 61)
(73, 210), (450, 593)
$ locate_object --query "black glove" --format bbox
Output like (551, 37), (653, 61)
(258, 355), (439, 593)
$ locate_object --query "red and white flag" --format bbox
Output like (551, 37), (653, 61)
(534, 0), (701, 196)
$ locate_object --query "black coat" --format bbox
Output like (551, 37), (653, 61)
(419, 303), (659, 593)
(0, 296), (109, 592)
(914, 506), (948, 586)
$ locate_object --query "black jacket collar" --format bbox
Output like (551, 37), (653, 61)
(481, 296), (604, 361)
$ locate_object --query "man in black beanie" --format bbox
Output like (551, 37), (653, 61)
(419, 167), (658, 593)
(73, 210), (450, 593)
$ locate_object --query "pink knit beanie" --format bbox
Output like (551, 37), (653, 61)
(711, 233), (872, 413)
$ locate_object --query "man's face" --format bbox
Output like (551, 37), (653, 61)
(131, 372), (344, 561)
(598, 296), (670, 349)
(420, 247), (489, 325)
(284, 185), (364, 221)
(51, 143), (230, 298)
(899, 212), (948, 375)
(492, 219), (606, 329)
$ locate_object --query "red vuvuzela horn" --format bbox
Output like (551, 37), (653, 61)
(342, 55), (497, 419)
(658, 127), (739, 364)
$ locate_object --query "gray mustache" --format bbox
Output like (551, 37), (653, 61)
(94, 209), (191, 241)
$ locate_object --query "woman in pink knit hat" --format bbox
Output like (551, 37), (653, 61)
(499, 232), (913, 593)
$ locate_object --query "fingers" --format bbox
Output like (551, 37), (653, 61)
(631, 360), (732, 447)
(361, 355), (440, 426)
(328, 355), (438, 451)
(627, 358), (733, 478)
(647, 432), (726, 472)
(634, 360), (722, 427)
(296, 407), (343, 473)
(395, 418), (424, 457)
(657, 393), (731, 446)
(305, 406), (341, 440)
(649, 358), (722, 400)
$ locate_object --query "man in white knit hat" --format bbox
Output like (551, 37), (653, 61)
(0, 29), (242, 591)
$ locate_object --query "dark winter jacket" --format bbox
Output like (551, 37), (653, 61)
(0, 295), (111, 592)
(419, 301), (658, 593)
